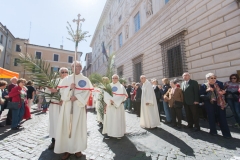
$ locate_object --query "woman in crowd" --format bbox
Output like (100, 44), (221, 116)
(26, 80), (35, 108)
(200, 73), (231, 138)
(134, 83), (142, 117)
(0, 80), (8, 127)
(125, 85), (132, 111)
(158, 84), (164, 121)
(161, 78), (172, 123)
(9, 79), (27, 130)
(164, 79), (183, 128)
(224, 74), (240, 129)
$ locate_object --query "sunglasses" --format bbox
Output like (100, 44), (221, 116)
(61, 72), (68, 74)
(231, 77), (237, 79)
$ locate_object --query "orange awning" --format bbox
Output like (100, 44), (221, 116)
(0, 67), (19, 79)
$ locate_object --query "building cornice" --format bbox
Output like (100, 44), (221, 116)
(90, 0), (113, 47)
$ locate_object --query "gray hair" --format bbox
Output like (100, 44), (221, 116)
(10, 77), (18, 82)
(71, 61), (82, 67)
(59, 67), (69, 73)
(206, 73), (216, 79)
(140, 75), (146, 79)
(170, 78), (179, 84)
(182, 72), (190, 76)
(112, 74), (119, 79)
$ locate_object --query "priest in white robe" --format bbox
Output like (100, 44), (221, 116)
(92, 86), (102, 123)
(102, 74), (127, 139)
(54, 61), (92, 160)
(140, 75), (161, 128)
(45, 67), (69, 150)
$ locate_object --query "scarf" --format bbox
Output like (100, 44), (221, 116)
(206, 83), (226, 110)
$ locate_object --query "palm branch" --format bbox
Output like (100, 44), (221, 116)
(66, 21), (91, 43)
(18, 53), (61, 101)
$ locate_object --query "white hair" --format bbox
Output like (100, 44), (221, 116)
(140, 75), (146, 79)
(10, 77), (18, 82)
(206, 73), (216, 79)
(112, 74), (119, 79)
(182, 72), (190, 76)
(59, 67), (69, 73)
(71, 61), (82, 67)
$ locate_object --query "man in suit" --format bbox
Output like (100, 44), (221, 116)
(181, 72), (200, 131)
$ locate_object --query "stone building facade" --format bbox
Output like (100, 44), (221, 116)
(0, 23), (15, 70)
(91, 0), (240, 84)
(10, 38), (82, 80)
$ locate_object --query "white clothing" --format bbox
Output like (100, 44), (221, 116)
(54, 74), (92, 154)
(45, 78), (63, 139)
(93, 87), (102, 122)
(140, 80), (161, 128)
(102, 82), (127, 137)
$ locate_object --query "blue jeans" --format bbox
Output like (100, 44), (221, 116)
(227, 99), (240, 124)
(125, 98), (131, 110)
(11, 102), (25, 128)
(163, 101), (172, 122)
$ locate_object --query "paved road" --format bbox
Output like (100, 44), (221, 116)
(0, 106), (240, 160)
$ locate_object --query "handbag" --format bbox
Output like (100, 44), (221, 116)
(6, 93), (21, 110)
(173, 100), (183, 108)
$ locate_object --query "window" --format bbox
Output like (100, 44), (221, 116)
(68, 56), (73, 63)
(51, 67), (59, 72)
(134, 12), (140, 32)
(109, 12), (111, 22)
(132, 55), (143, 82)
(160, 31), (187, 78)
(53, 54), (59, 61)
(119, 33), (123, 48)
(8, 40), (11, 49)
(14, 58), (20, 66)
(165, 0), (169, 4)
(16, 45), (21, 52)
(119, 15), (122, 22)
(0, 35), (3, 44)
(117, 66), (123, 78)
(35, 51), (42, 59)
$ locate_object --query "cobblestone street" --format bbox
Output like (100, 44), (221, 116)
(0, 106), (240, 160)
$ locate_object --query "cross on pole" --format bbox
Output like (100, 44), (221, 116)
(69, 14), (85, 138)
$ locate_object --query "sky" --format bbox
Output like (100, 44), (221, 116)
(1, 0), (106, 66)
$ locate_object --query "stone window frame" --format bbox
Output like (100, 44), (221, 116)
(160, 31), (187, 78)
(132, 54), (143, 82)
(117, 65), (124, 78)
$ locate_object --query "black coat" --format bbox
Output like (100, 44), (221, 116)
(153, 86), (160, 100)
(135, 87), (142, 102)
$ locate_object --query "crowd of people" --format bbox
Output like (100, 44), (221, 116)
(117, 72), (240, 139)
(0, 60), (239, 160)
(0, 77), (49, 130)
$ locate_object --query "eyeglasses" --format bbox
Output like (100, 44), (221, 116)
(231, 77), (237, 79)
(210, 77), (216, 79)
(61, 72), (68, 74)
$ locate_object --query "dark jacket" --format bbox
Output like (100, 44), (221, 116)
(135, 87), (142, 102)
(153, 85), (160, 101)
(126, 87), (131, 98)
(181, 79), (199, 105)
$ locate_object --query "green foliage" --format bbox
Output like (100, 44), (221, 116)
(119, 78), (126, 84)
(18, 53), (61, 101)
(106, 54), (115, 81)
(89, 73), (103, 84)
(66, 22), (91, 44)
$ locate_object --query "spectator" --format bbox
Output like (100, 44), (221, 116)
(162, 78), (172, 124)
(224, 74), (240, 129)
(134, 83), (142, 117)
(26, 81), (36, 108)
(181, 72), (200, 132)
(6, 77), (18, 125)
(157, 84), (164, 121)
(200, 73), (231, 138)
(0, 80), (8, 127)
(130, 82), (136, 113)
(125, 85), (132, 111)
(164, 79), (183, 128)
(8, 78), (27, 130)
(151, 79), (161, 117)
